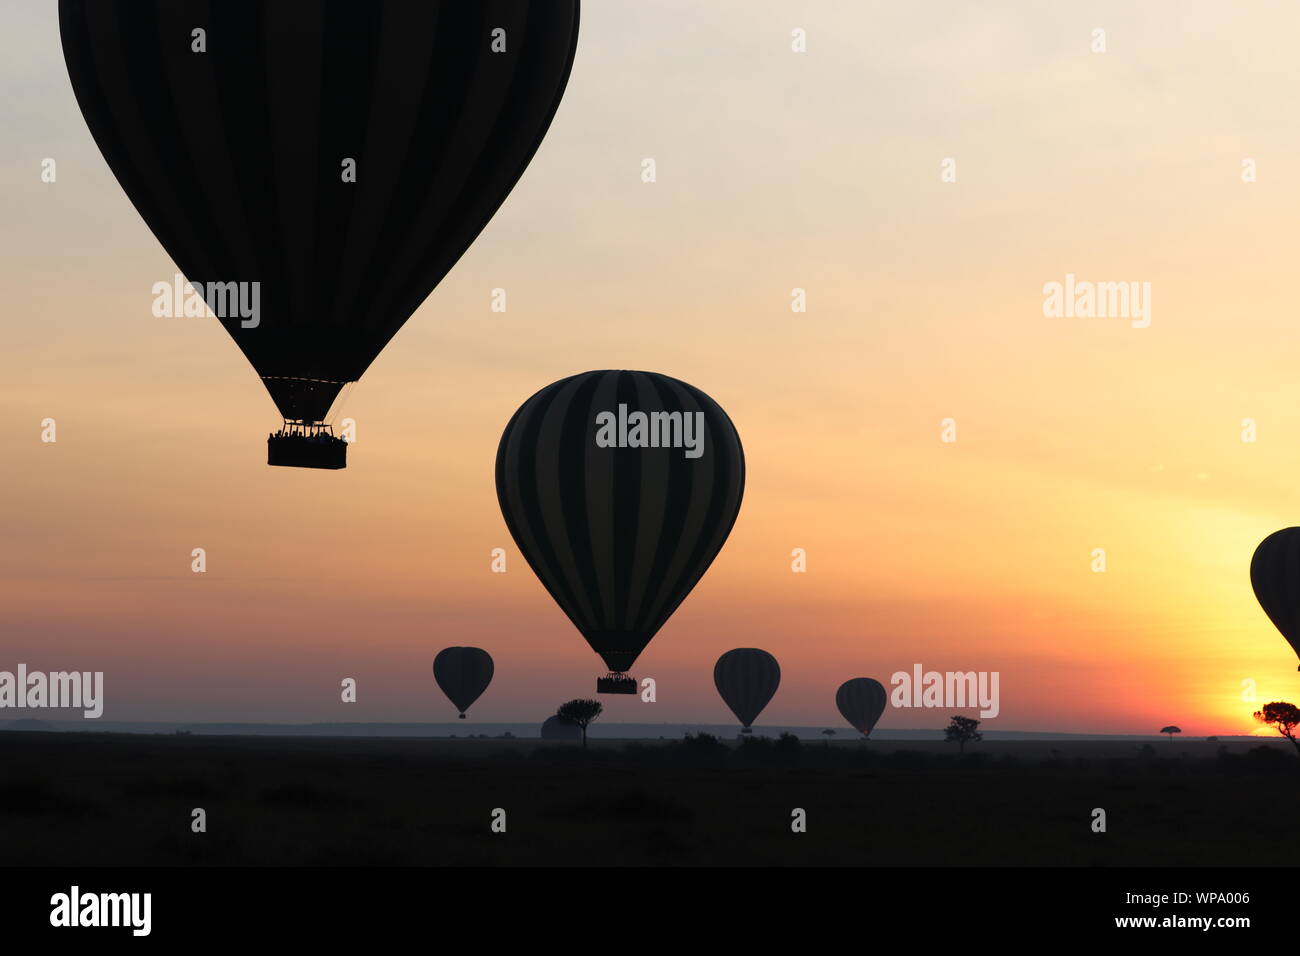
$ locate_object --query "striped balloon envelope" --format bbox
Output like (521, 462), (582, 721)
(836, 677), (888, 737)
(432, 647), (494, 719)
(496, 370), (745, 693)
(59, 0), (580, 465)
(714, 648), (780, 732)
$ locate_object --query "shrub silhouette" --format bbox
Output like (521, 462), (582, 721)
(678, 732), (727, 766)
(1247, 744), (1290, 770)
(681, 731), (723, 752)
(733, 733), (802, 765)
(775, 732), (802, 762)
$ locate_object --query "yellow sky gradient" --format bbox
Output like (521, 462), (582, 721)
(3, 1), (1300, 731)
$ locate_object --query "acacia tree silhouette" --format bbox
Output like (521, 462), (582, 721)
(1160, 725), (1181, 741)
(944, 715), (982, 753)
(1253, 702), (1300, 757)
(556, 699), (603, 750)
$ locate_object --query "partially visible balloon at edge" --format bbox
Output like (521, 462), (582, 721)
(1250, 528), (1300, 669)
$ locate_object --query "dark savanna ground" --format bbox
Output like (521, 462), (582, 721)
(1, 731), (1295, 866)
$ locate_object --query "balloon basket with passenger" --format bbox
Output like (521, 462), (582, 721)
(596, 673), (638, 695)
(267, 422), (348, 470)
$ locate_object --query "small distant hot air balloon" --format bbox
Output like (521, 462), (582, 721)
(713, 649), (780, 734)
(59, 0), (580, 468)
(1250, 529), (1300, 670)
(540, 715), (582, 741)
(836, 678), (888, 738)
(496, 371), (745, 694)
(433, 647), (494, 719)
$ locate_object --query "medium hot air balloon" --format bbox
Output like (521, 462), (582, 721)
(496, 370), (745, 694)
(1250, 528), (1300, 670)
(836, 678), (888, 738)
(60, 0), (580, 469)
(540, 715), (582, 741)
(433, 647), (494, 719)
(713, 648), (780, 733)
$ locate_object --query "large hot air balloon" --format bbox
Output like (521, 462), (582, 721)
(713, 648), (780, 733)
(540, 715), (582, 741)
(60, 0), (580, 469)
(496, 371), (745, 694)
(1250, 528), (1300, 669)
(433, 647), (494, 719)
(836, 678), (887, 737)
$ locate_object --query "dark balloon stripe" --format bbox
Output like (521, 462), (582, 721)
(714, 648), (780, 730)
(497, 371), (745, 674)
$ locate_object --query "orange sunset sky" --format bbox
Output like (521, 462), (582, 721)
(4, 1), (1300, 734)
